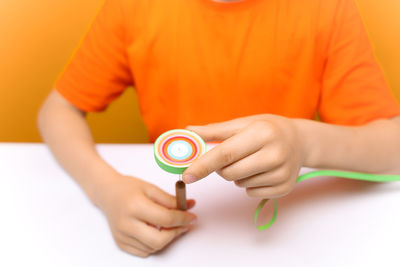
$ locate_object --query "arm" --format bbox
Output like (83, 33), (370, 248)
(298, 116), (400, 174)
(38, 90), (196, 257)
(38, 90), (117, 203)
(182, 114), (400, 199)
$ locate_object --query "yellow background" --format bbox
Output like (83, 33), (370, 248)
(1, 0), (399, 143)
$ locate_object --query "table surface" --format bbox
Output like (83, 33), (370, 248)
(1, 143), (400, 267)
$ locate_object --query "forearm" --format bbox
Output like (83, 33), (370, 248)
(38, 90), (118, 204)
(296, 116), (400, 174)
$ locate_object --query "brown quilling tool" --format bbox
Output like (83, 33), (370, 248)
(175, 180), (187, 211)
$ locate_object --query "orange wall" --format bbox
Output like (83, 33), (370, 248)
(0, 0), (148, 143)
(0, 0), (399, 143)
(356, 0), (400, 101)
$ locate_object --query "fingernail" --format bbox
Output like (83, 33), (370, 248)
(182, 227), (190, 233)
(190, 218), (197, 225)
(183, 174), (197, 184)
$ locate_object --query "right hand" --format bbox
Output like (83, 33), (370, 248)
(95, 175), (197, 257)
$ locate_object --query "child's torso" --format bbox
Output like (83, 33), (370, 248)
(122, 0), (332, 140)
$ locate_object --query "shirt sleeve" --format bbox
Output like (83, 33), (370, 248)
(318, 0), (400, 125)
(54, 0), (133, 112)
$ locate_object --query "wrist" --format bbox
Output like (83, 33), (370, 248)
(82, 157), (121, 208)
(292, 118), (321, 168)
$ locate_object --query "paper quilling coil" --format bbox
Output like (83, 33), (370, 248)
(154, 129), (206, 174)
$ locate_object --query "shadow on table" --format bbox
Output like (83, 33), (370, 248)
(192, 176), (400, 239)
(152, 176), (400, 258)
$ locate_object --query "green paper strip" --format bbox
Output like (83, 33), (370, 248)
(154, 153), (188, 174)
(254, 199), (278, 231)
(254, 170), (400, 231)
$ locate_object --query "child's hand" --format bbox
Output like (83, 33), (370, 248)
(183, 114), (305, 199)
(95, 175), (197, 258)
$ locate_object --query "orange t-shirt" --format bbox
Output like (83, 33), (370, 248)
(55, 0), (400, 142)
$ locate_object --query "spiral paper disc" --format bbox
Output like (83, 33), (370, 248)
(154, 129), (206, 174)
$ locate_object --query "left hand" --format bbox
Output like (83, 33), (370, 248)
(182, 114), (305, 199)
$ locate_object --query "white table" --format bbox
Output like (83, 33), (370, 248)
(1, 143), (399, 267)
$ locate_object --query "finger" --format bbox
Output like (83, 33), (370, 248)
(145, 185), (196, 210)
(183, 127), (265, 183)
(139, 197), (197, 228)
(116, 241), (150, 258)
(187, 122), (239, 142)
(115, 230), (155, 253)
(246, 182), (294, 199)
(186, 115), (267, 142)
(145, 185), (177, 209)
(217, 147), (285, 181)
(135, 221), (189, 251)
(234, 167), (289, 188)
(186, 199), (196, 209)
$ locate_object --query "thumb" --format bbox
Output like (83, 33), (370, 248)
(186, 120), (241, 142)
(145, 185), (176, 209)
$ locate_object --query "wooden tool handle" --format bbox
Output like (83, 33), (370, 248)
(175, 181), (187, 211)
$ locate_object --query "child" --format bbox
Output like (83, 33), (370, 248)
(38, 0), (400, 258)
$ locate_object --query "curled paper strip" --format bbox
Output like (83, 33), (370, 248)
(254, 170), (400, 231)
(154, 129), (206, 174)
